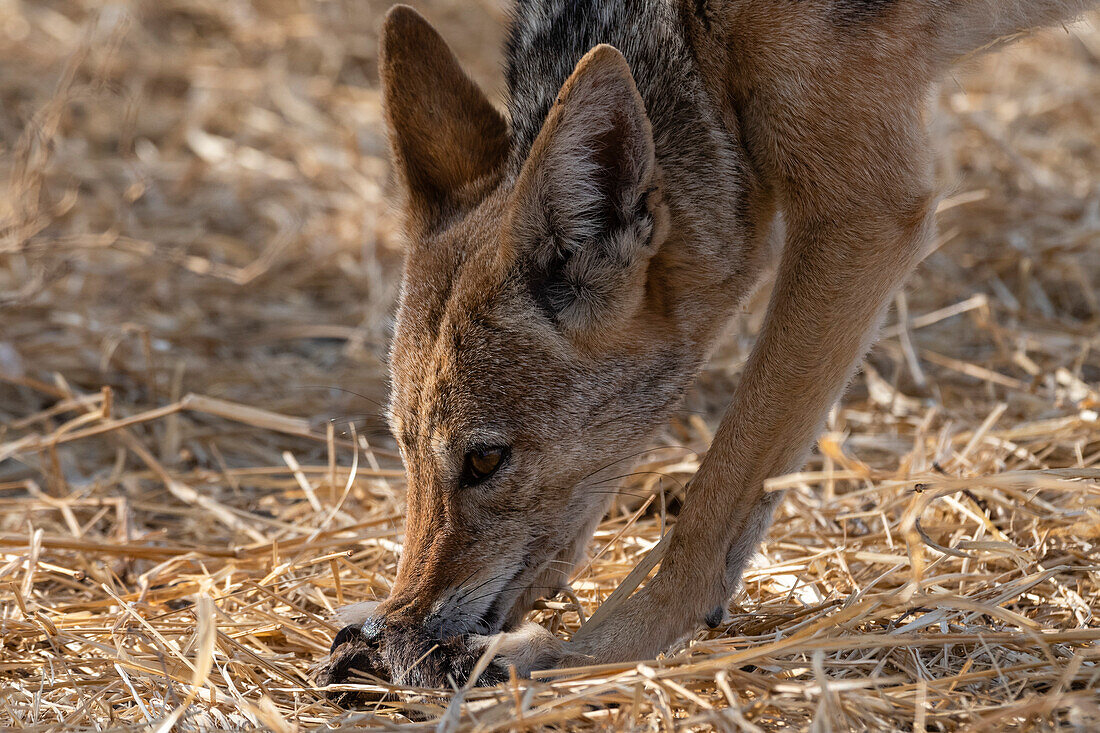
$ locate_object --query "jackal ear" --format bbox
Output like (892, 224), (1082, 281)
(511, 44), (662, 335)
(379, 5), (509, 238)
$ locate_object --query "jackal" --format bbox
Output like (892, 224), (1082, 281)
(319, 0), (1097, 691)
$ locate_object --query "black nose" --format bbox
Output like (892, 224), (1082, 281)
(328, 624), (362, 653)
(325, 611), (387, 651)
(329, 616), (383, 654)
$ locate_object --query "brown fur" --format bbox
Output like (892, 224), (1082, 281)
(320, 0), (1096, 690)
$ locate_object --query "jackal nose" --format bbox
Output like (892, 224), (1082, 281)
(328, 615), (383, 654)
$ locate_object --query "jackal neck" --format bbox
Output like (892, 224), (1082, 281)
(506, 0), (709, 173)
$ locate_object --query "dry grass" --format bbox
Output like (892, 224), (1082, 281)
(2, 2), (1099, 730)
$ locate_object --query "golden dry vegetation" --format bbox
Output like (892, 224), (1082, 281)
(1, 1), (1099, 730)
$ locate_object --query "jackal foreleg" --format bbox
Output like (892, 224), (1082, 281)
(567, 146), (936, 665)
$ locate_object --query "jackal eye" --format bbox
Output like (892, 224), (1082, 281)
(460, 445), (509, 487)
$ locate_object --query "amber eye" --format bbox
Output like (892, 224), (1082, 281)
(460, 446), (508, 487)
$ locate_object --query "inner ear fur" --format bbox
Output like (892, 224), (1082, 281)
(379, 5), (510, 237)
(510, 44), (662, 335)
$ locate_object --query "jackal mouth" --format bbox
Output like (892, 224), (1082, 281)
(435, 551), (548, 641)
(476, 564), (526, 634)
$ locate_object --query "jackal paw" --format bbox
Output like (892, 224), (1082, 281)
(469, 622), (590, 677)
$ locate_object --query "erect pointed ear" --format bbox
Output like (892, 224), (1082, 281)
(379, 5), (509, 238)
(509, 44), (664, 336)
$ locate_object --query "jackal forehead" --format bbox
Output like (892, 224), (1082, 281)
(392, 300), (562, 426)
(399, 187), (524, 306)
(389, 263), (568, 446)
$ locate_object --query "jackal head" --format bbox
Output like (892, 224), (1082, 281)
(353, 6), (699, 680)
